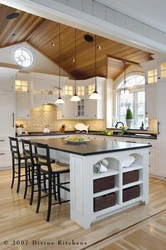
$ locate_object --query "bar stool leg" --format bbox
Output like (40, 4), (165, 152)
(57, 174), (61, 205)
(11, 156), (15, 189)
(30, 166), (34, 205)
(47, 176), (52, 222)
(24, 164), (28, 199)
(53, 175), (57, 200)
(36, 167), (41, 213)
(17, 159), (21, 193)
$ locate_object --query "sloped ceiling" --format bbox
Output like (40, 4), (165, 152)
(0, 3), (153, 80)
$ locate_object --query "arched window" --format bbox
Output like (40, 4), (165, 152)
(115, 74), (146, 129)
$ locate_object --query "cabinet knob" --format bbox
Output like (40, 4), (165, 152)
(146, 112), (148, 114)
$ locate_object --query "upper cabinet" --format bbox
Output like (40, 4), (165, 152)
(15, 73), (30, 119)
(0, 67), (18, 91)
(0, 67), (18, 137)
(61, 77), (105, 120)
(29, 72), (69, 108)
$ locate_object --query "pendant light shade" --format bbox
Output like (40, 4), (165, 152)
(70, 29), (81, 102)
(120, 61), (129, 96)
(55, 24), (64, 104)
(89, 35), (101, 100)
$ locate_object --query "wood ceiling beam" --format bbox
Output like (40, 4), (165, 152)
(107, 55), (141, 66)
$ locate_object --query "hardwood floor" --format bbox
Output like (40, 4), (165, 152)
(0, 170), (166, 250)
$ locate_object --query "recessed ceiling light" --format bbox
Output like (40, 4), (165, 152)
(84, 34), (94, 43)
(7, 13), (20, 19)
(97, 46), (102, 50)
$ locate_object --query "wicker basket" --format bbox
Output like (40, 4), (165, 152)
(93, 176), (115, 193)
(94, 193), (116, 212)
(123, 185), (140, 202)
(123, 170), (139, 185)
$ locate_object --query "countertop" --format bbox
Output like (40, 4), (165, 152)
(17, 130), (157, 140)
(30, 138), (151, 156)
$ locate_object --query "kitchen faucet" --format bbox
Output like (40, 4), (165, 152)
(115, 121), (124, 128)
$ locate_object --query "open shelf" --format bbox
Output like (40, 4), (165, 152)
(93, 186), (119, 198)
(93, 168), (118, 180)
(122, 164), (143, 173)
(123, 180), (142, 189)
(122, 196), (143, 205)
(94, 204), (120, 217)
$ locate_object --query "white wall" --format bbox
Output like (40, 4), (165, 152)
(0, 42), (70, 76)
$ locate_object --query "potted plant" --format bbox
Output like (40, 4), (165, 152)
(126, 108), (133, 128)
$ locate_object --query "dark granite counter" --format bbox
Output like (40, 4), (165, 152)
(30, 137), (151, 156)
(17, 130), (157, 140)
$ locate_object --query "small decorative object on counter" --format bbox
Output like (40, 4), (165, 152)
(74, 123), (89, 133)
(101, 130), (113, 135)
(140, 122), (144, 130)
(43, 125), (50, 133)
(126, 108), (133, 128)
(94, 159), (108, 173)
(121, 156), (135, 168)
(120, 125), (128, 135)
(59, 124), (66, 133)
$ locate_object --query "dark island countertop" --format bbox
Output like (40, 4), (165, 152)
(30, 137), (151, 156)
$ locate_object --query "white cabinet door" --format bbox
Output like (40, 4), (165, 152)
(0, 92), (14, 136)
(61, 97), (76, 119)
(145, 83), (157, 118)
(16, 93), (30, 119)
(157, 125), (166, 176)
(0, 73), (13, 91)
(157, 79), (166, 177)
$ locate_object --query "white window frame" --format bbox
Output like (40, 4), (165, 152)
(115, 73), (146, 129)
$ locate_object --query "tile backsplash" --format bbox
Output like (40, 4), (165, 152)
(16, 104), (106, 132)
(16, 105), (157, 134)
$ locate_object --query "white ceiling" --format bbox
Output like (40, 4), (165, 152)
(96, 0), (166, 33)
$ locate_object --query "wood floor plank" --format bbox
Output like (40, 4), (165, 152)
(0, 170), (166, 250)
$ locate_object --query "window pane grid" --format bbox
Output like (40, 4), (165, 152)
(116, 75), (145, 129)
(15, 80), (28, 92)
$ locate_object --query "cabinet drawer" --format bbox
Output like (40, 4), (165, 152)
(0, 150), (12, 168)
(123, 138), (142, 143)
(123, 185), (140, 202)
(0, 137), (10, 149)
(123, 170), (139, 185)
(142, 139), (156, 148)
(93, 176), (114, 193)
(94, 193), (116, 212)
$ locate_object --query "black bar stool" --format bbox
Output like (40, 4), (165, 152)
(21, 139), (56, 205)
(34, 142), (70, 222)
(9, 136), (26, 193)
(21, 139), (38, 204)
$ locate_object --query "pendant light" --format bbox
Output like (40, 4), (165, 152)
(55, 23), (64, 104)
(89, 35), (101, 100)
(70, 29), (81, 102)
(120, 61), (129, 95)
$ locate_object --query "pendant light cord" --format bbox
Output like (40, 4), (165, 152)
(59, 23), (61, 97)
(95, 35), (97, 92)
(124, 61), (126, 87)
(74, 28), (76, 95)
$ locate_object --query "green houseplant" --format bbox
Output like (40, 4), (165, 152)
(126, 108), (133, 128)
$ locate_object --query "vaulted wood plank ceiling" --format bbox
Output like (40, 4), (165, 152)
(0, 4), (153, 80)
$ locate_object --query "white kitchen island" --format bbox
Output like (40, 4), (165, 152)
(30, 138), (151, 229)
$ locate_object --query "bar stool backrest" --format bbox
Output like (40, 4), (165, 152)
(9, 137), (21, 159)
(21, 139), (34, 166)
(34, 142), (52, 173)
